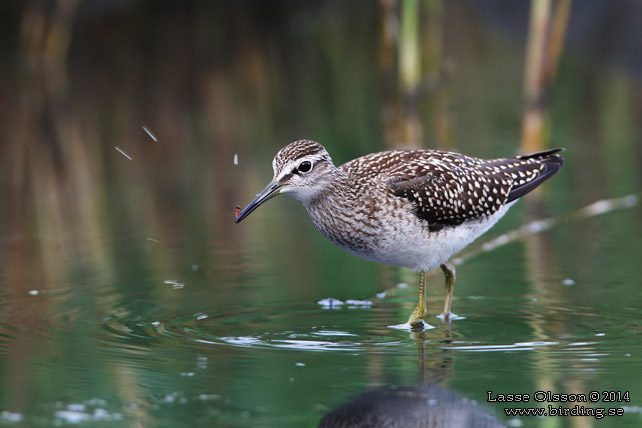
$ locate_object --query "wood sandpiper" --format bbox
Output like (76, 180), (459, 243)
(235, 140), (564, 327)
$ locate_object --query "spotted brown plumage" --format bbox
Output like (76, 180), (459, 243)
(372, 148), (564, 230)
(235, 140), (565, 327)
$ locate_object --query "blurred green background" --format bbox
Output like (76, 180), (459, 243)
(1, 1), (642, 427)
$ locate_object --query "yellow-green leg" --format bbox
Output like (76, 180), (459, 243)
(439, 262), (456, 321)
(407, 270), (428, 327)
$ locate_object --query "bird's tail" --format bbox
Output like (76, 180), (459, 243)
(506, 148), (565, 202)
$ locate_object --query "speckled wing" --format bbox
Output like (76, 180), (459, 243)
(385, 149), (564, 230)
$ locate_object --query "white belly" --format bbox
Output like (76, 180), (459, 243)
(339, 203), (515, 272)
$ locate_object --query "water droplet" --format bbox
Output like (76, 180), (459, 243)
(142, 125), (158, 142)
(114, 146), (133, 160)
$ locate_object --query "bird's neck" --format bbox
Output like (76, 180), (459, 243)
(302, 170), (363, 246)
(303, 169), (353, 212)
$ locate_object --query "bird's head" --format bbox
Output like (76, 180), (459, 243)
(235, 140), (337, 223)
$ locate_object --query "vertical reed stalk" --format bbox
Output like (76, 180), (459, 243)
(521, 0), (572, 152)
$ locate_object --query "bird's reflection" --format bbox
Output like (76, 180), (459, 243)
(318, 384), (504, 428)
(319, 326), (504, 428)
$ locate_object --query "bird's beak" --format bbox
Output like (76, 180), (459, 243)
(235, 179), (283, 223)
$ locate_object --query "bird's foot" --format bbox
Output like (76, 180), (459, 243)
(436, 311), (465, 322)
(407, 306), (427, 328)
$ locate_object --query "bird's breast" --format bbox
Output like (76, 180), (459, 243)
(303, 194), (515, 271)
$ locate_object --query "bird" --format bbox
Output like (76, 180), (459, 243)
(235, 140), (564, 327)
(318, 384), (504, 428)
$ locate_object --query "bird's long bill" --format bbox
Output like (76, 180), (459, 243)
(235, 179), (283, 223)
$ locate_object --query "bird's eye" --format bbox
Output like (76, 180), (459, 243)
(298, 161), (313, 173)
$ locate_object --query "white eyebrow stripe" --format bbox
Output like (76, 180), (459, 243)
(275, 154), (325, 179)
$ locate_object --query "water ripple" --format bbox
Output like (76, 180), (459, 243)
(90, 293), (642, 366)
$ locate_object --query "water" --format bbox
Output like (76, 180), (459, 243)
(2, 2), (642, 427)
(2, 200), (641, 427)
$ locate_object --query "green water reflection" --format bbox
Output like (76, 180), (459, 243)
(2, 2), (642, 427)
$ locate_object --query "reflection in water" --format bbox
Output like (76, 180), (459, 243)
(318, 385), (504, 428)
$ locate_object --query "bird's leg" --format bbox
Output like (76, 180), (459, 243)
(439, 262), (456, 322)
(407, 270), (428, 327)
